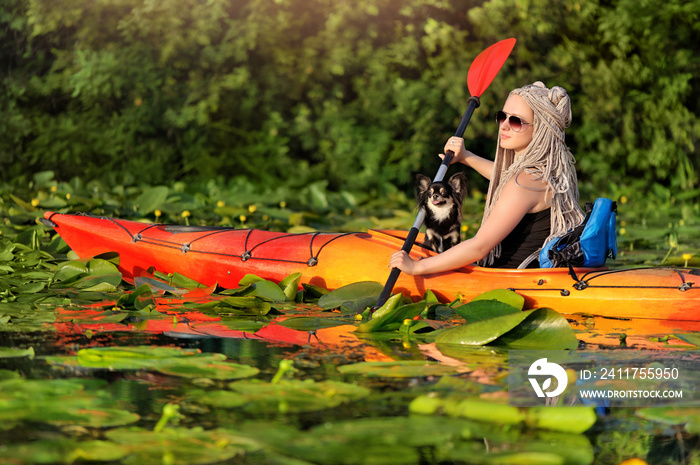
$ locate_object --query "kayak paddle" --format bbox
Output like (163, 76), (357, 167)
(374, 38), (517, 309)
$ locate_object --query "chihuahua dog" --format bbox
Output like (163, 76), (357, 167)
(415, 172), (468, 253)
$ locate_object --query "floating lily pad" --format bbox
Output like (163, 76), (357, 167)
(0, 346), (34, 359)
(356, 302), (425, 333)
(301, 283), (329, 300)
(52, 258), (122, 290)
(224, 296), (274, 314)
(0, 377), (140, 427)
(410, 395), (596, 434)
(491, 308), (578, 350)
(230, 415), (593, 465)
(318, 281), (382, 310)
(436, 307), (577, 350)
(219, 318), (267, 333)
(436, 310), (532, 346)
(673, 333), (700, 347)
(116, 283), (155, 311)
(471, 288), (525, 310)
(337, 360), (459, 378)
(155, 361), (259, 380)
(194, 379), (370, 414)
(278, 316), (348, 331)
(453, 299), (521, 323)
(279, 272), (302, 301)
(45, 346), (224, 370)
(636, 407), (700, 433)
(106, 427), (249, 465)
(240, 279), (287, 302)
(0, 439), (127, 464)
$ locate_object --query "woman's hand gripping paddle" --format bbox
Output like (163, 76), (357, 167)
(374, 38), (517, 309)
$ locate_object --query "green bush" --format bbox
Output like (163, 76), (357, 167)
(1, 0), (698, 195)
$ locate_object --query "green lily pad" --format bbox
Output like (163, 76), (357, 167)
(435, 310), (532, 346)
(238, 274), (265, 285)
(0, 439), (127, 464)
(219, 318), (267, 333)
(301, 283), (329, 300)
(135, 185), (169, 214)
(0, 346), (35, 359)
(11, 281), (46, 294)
(318, 281), (382, 310)
(240, 279), (287, 302)
(155, 361), (260, 380)
(673, 333), (700, 347)
(453, 299), (521, 323)
(0, 369), (21, 380)
(45, 346), (224, 370)
(230, 416), (588, 465)
(0, 378), (140, 427)
(153, 270), (207, 289)
(117, 283), (155, 311)
(410, 395), (596, 434)
(194, 380), (370, 414)
(279, 272), (302, 301)
(636, 407), (700, 433)
(471, 289), (525, 310)
(337, 360), (459, 378)
(105, 427), (249, 465)
(278, 316), (348, 331)
(220, 296), (273, 315)
(52, 258), (122, 290)
(490, 308), (578, 350)
(356, 302), (425, 333)
(190, 390), (248, 409)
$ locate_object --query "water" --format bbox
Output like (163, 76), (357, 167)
(1, 198), (700, 464)
(2, 295), (700, 465)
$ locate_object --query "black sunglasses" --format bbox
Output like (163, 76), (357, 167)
(495, 111), (532, 132)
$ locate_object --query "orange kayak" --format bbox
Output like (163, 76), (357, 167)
(42, 212), (700, 321)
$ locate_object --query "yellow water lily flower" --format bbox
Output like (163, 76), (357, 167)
(248, 205), (257, 213)
(181, 210), (191, 218)
(216, 200), (225, 208)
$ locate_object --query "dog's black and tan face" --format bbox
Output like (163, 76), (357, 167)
(416, 172), (468, 253)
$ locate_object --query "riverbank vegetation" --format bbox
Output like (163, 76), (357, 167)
(2, 0), (699, 197)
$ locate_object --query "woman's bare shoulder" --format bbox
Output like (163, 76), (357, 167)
(513, 170), (547, 192)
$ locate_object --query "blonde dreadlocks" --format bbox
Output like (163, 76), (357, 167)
(480, 82), (585, 268)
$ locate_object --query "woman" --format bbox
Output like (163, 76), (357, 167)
(389, 81), (585, 274)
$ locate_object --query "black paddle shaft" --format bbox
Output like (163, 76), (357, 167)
(374, 96), (481, 309)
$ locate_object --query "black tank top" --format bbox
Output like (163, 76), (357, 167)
(491, 208), (551, 269)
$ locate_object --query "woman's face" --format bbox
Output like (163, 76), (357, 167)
(498, 94), (534, 155)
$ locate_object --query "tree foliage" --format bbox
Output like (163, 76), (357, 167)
(1, 0), (698, 195)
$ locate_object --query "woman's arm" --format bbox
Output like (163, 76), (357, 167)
(443, 136), (494, 181)
(390, 173), (547, 275)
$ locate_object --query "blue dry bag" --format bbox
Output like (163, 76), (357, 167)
(539, 198), (618, 268)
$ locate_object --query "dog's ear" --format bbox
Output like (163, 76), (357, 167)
(415, 174), (431, 195)
(448, 172), (468, 197)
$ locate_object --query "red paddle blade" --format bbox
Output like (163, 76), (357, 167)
(467, 38), (517, 98)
